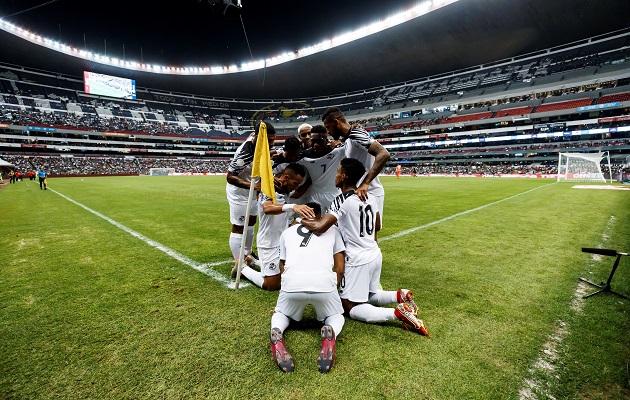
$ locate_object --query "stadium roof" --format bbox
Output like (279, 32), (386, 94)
(0, 0), (628, 100)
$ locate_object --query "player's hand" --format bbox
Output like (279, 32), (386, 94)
(253, 182), (262, 192)
(293, 204), (315, 219)
(355, 183), (369, 201)
(351, 122), (365, 130)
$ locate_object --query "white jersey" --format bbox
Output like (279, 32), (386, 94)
(226, 136), (256, 205)
(299, 146), (345, 210)
(279, 223), (345, 292)
(344, 127), (384, 197)
(328, 190), (381, 266)
(257, 191), (291, 249)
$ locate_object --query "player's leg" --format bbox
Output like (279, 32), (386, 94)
(271, 292), (310, 372)
(342, 259), (428, 335)
(314, 291), (345, 373)
(340, 261), (396, 323)
(366, 254), (426, 335)
(228, 202), (257, 261)
(270, 291), (296, 373)
(237, 246), (280, 291)
(364, 254), (418, 315)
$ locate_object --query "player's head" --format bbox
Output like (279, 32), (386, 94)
(297, 123), (312, 148)
(278, 162), (307, 193)
(254, 119), (276, 148)
(322, 107), (347, 140)
(309, 125), (329, 157)
(336, 157), (365, 189)
(304, 201), (322, 217)
(282, 136), (302, 162)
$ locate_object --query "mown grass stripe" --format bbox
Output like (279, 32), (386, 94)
(50, 188), (247, 289)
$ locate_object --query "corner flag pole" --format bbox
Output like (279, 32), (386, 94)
(234, 121), (276, 289)
(234, 176), (259, 289)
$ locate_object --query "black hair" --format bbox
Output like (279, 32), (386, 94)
(284, 162), (307, 178)
(255, 119), (276, 135)
(340, 158), (365, 187)
(321, 107), (345, 123)
(304, 201), (322, 216)
(284, 136), (301, 151)
(310, 124), (327, 135)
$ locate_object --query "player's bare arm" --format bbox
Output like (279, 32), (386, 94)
(356, 141), (391, 200)
(279, 259), (285, 274)
(333, 251), (345, 288)
(262, 201), (315, 219)
(227, 171), (261, 191)
(374, 211), (381, 241)
(299, 213), (337, 234)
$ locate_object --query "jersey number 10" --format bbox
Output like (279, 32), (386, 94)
(359, 204), (375, 237)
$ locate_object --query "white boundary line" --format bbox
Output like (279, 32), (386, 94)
(380, 183), (554, 242)
(518, 215), (617, 399)
(50, 188), (247, 289)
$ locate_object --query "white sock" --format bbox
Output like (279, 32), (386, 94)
(271, 312), (290, 333)
(229, 232), (243, 260)
(324, 313), (345, 336)
(240, 266), (264, 288)
(245, 226), (255, 255)
(349, 303), (396, 323)
(368, 290), (397, 306)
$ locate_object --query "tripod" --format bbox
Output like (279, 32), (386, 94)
(579, 248), (629, 300)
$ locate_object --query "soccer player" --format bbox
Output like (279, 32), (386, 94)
(293, 125), (345, 211)
(270, 202), (346, 373)
(225, 120), (275, 266)
(234, 163), (315, 291)
(297, 123), (312, 151)
(299, 158), (428, 336)
(272, 136), (303, 174)
(322, 107), (391, 224)
(396, 164), (402, 179)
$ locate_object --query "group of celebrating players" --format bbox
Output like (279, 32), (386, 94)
(225, 107), (429, 374)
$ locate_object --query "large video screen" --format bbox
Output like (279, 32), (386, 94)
(84, 71), (136, 100)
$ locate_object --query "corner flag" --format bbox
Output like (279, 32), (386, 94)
(251, 121), (276, 204)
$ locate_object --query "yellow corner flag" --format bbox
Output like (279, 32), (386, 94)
(251, 121), (276, 204)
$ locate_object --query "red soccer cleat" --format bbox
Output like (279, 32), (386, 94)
(317, 325), (336, 373)
(397, 289), (418, 316)
(394, 303), (429, 336)
(270, 328), (295, 372)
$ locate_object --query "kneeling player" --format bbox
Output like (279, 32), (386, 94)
(299, 158), (429, 336)
(270, 202), (346, 373)
(234, 163), (314, 291)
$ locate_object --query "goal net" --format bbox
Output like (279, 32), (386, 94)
(557, 151), (611, 183)
(149, 168), (175, 176)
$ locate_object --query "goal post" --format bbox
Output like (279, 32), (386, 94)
(149, 168), (175, 176)
(557, 151), (611, 183)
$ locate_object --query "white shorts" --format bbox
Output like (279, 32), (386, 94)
(339, 253), (383, 303)
(229, 201), (258, 226)
(259, 246), (281, 277)
(275, 290), (344, 321)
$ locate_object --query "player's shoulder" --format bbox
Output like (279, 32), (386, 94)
(348, 127), (371, 140)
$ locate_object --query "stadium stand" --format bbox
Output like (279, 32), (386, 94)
(1, 29), (629, 179)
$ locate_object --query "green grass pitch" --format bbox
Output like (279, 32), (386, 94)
(1, 175), (629, 399)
